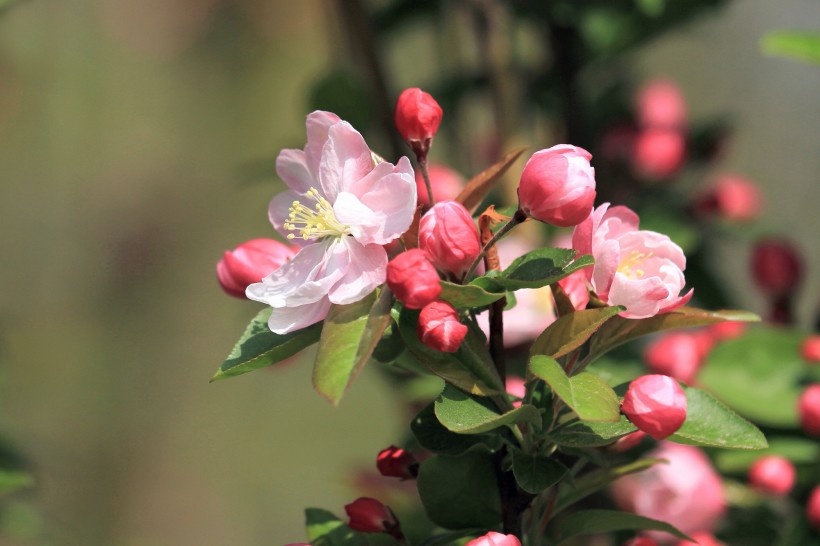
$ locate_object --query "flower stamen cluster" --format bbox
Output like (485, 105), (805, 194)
(284, 188), (350, 241)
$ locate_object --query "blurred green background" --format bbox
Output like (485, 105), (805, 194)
(0, 0), (818, 544)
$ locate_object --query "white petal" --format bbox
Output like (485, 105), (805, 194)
(327, 239), (387, 305)
(304, 111), (342, 179)
(268, 189), (311, 246)
(333, 192), (383, 244)
(267, 298), (332, 334)
(276, 149), (314, 194)
(318, 122), (373, 202)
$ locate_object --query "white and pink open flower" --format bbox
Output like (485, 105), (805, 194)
(573, 203), (692, 319)
(246, 111), (416, 334)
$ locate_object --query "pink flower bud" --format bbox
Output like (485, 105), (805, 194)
(416, 163), (464, 206)
(751, 238), (803, 298)
(707, 321), (747, 342)
(636, 79), (687, 130)
(518, 144), (597, 227)
(418, 201), (481, 276)
(465, 531), (521, 546)
(798, 384), (820, 436)
(621, 375), (687, 440)
(675, 532), (725, 546)
(386, 249), (442, 309)
(801, 335), (820, 364)
(632, 129), (685, 180)
(344, 497), (398, 534)
(395, 88), (443, 148)
(376, 446), (418, 480)
(748, 455), (795, 496)
(624, 537), (659, 546)
(417, 300), (467, 352)
(644, 332), (707, 385)
(807, 485), (820, 531)
(507, 376), (527, 408)
(612, 443), (726, 539)
(217, 238), (296, 298)
(610, 431), (647, 453)
(696, 174), (762, 222)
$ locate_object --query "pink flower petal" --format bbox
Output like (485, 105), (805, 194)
(318, 121), (373, 202)
(266, 297), (332, 334)
(275, 148), (313, 194)
(327, 238), (388, 305)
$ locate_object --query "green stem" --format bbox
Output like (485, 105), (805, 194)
(463, 208), (526, 281)
(418, 154), (436, 207)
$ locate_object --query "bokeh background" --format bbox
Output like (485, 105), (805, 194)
(0, 0), (818, 544)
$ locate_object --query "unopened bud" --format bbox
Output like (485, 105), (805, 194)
(748, 455), (795, 496)
(751, 238), (803, 298)
(376, 446), (418, 480)
(801, 335), (820, 364)
(798, 384), (820, 436)
(386, 249), (441, 309)
(417, 300), (467, 353)
(395, 88), (442, 157)
(465, 532), (521, 546)
(807, 485), (820, 531)
(418, 201), (481, 277)
(217, 239), (296, 298)
(344, 497), (399, 535)
(621, 375), (687, 440)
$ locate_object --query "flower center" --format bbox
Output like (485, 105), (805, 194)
(618, 250), (653, 279)
(284, 188), (350, 241)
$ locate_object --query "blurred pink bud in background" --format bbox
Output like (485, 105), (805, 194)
(418, 200), (481, 276)
(217, 238), (296, 298)
(344, 497), (397, 533)
(801, 335), (820, 363)
(707, 321), (747, 342)
(612, 443), (726, 542)
(518, 144), (597, 227)
(748, 455), (795, 496)
(416, 163), (464, 206)
(507, 376), (526, 408)
(624, 537), (659, 546)
(644, 332), (709, 384)
(632, 129), (685, 180)
(376, 445), (418, 480)
(751, 238), (803, 298)
(610, 431), (647, 453)
(695, 174), (763, 222)
(395, 88), (442, 148)
(386, 249), (441, 309)
(807, 486), (820, 531)
(798, 384), (820, 436)
(674, 532), (725, 546)
(621, 375), (687, 440)
(417, 300), (467, 352)
(636, 79), (687, 130)
(465, 531), (521, 546)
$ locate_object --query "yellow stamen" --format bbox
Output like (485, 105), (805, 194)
(618, 250), (653, 280)
(284, 188), (350, 241)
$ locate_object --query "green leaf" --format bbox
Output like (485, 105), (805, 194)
(511, 450), (567, 494)
(635, 0), (665, 17)
(550, 417), (637, 448)
(417, 452), (501, 529)
(489, 248), (594, 290)
(556, 509), (692, 545)
(412, 403), (502, 455)
(715, 436), (820, 473)
(396, 308), (503, 396)
(698, 328), (804, 427)
(439, 280), (505, 309)
(762, 31), (820, 65)
(529, 356), (620, 422)
(669, 387), (767, 450)
(531, 306), (624, 359)
(212, 309), (322, 382)
(305, 508), (365, 546)
(351, 287), (395, 364)
(0, 470), (33, 495)
(434, 384), (541, 434)
(554, 459), (663, 515)
(587, 307), (759, 365)
(312, 293), (376, 405)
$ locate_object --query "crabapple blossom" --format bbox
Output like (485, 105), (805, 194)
(573, 203), (692, 319)
(217, 238), (296, 298)
(465, 531), (521, 546)
(611, 443), (726, 541)
(418, 200), (481, 277)
(644, 332), (709, 385)
(748, 455), (795, 496)
(633, 129), (685, 180)
(798, 384), (820, 436)
(246, 111), (416, 334)
(621, 375), (687, 440)
(345, 497), (398, 534)
(636, 79), (687, 130)
(518, 144), (597, 227)
(416, 163), (464, 205)
(376, 446), (418, 480)
(417, 300), (467, 352)
(386, 249), (441, 309)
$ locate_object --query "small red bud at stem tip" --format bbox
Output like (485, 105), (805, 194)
(394, 88), (443, 159)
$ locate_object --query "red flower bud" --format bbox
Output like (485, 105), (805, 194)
(465, 531), (521, 546)
(344, 497), (398, 534)
(644, 332), (708, 385)
(801, 335), (820, 364)
(748, 455), (795, 496)
(707, 321), (747, 342)
(609, 431), (647, 453)
(418, 201), (481, 276)
(696, 174), (762, 222)
(636, 79), (687, 131)
(675, 532), (725, 546)
(376, 445), (418, 480)
(386, 249), (441, 309)
(798, 384), (820, 436)
(518, 144), (597, 227)
(415, 163), (464, 206)
(751, 238), (803, 298)
(632, 129), (685, 180)
(621, 375), (687, 440)
(417, 300), (467, 352)
(395, 88), (442, 152)
(217, 238), (296, 298)
(623, 537), (659, 546)
(807, 485), (820, 531)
